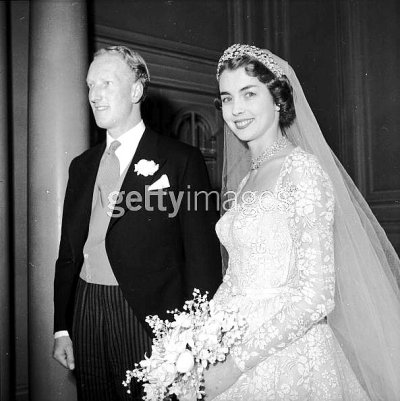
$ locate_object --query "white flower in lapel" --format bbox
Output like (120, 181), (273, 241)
(134, 159), (159, 177)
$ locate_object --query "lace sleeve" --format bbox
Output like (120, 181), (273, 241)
(231, 152), (336, 371)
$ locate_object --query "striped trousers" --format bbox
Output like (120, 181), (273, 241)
(72, 279), (152, 401)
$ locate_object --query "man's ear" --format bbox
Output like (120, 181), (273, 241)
(131, 81), (143, 103)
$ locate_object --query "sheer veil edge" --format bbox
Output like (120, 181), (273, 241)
(221, 52), (400, 401)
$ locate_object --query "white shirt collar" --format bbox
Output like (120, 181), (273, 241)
(106, 120), (145, 149)
(105, 120), (146, 174)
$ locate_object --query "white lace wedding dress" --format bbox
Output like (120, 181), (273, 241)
(213, 147), (370, 400)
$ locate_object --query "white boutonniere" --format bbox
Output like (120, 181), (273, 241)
(134, 159), (159, 177)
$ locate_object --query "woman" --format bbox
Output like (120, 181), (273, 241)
(203, 44), (400, 400)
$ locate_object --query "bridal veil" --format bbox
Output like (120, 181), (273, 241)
(220, 47), (400, 401)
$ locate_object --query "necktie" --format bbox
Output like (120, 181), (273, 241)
(97, 140), (121, 208)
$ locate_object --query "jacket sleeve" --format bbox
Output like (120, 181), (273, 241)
(53, 158), (83, 333)
(178, 147), (223, 300)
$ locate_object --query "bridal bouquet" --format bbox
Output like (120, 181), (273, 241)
(123, 289), (247, 400)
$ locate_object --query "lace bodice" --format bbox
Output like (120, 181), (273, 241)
(215, 147), (336, 371)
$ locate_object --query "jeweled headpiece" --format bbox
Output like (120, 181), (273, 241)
(216, 44), (284, 79)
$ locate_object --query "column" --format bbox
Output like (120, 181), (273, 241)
(0, 1), (10, 400)
(28, 1), (89, 400)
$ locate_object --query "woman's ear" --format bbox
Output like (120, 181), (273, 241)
(131, 81), (144, 103)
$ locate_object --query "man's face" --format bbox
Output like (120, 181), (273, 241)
(86, 54), (139, 137)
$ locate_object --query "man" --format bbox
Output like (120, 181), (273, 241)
(52, 45), (222, 401)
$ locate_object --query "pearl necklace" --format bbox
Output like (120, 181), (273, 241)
(251, 136), (290, 170)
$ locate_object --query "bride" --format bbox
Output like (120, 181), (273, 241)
(202, 44), (400, 400)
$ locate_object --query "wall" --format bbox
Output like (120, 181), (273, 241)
(6, 1), (400, 399)
(91, 0), (229, 51)
(283, 0), (400, 253)
(358, 1), (400, 252)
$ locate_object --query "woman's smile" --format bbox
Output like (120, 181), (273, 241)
(234, 118), (254, 129)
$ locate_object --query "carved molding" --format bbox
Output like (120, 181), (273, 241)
(15, 384), (28, 401)
(372, 203), (400, 224)
(94, 24), (220, 95)
(368, 189), (400, 205)
(171, 107), (219, 188)
(171, 106), (218, 135)
(94, 24), (219, 63)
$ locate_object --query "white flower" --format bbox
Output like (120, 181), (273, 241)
(164, 334), (187, 363)
(147, 361), (176, 386)
(142, 383), (159, 400)
(310, 312), (321, 321)
(179, 387), (198, 401)
(123, 289), (247, 401)
(134, 159), (159, 177)
(175, 349), (195, 373)
(173, 313), (193, 329)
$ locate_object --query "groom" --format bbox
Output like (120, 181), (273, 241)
(52, 45), (222, 401)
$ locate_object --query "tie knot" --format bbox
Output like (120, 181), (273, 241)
(107, 140), (121, 155)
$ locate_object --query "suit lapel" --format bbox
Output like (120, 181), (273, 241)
(108, 129), (167, 232)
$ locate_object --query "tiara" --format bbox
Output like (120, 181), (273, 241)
(216, 44), (284, 79)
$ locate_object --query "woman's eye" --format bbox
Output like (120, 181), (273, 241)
(245, 91), (256, 98)
(221, 97), (231, 103)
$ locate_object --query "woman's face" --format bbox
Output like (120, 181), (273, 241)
(219, 66), (278, 147)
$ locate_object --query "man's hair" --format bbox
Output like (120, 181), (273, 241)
(94, 45), (150, 101)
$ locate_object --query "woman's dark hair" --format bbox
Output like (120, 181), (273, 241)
(215, 55), (296, 129)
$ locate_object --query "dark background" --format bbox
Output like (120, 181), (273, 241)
(6, 0), (400, 399)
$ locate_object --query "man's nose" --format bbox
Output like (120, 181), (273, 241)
(89, 86), (101, 103)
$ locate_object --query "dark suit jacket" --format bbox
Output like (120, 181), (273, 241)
(54, 128), (222, 333)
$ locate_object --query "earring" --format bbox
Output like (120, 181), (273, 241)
(275, 104), (281, 112)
